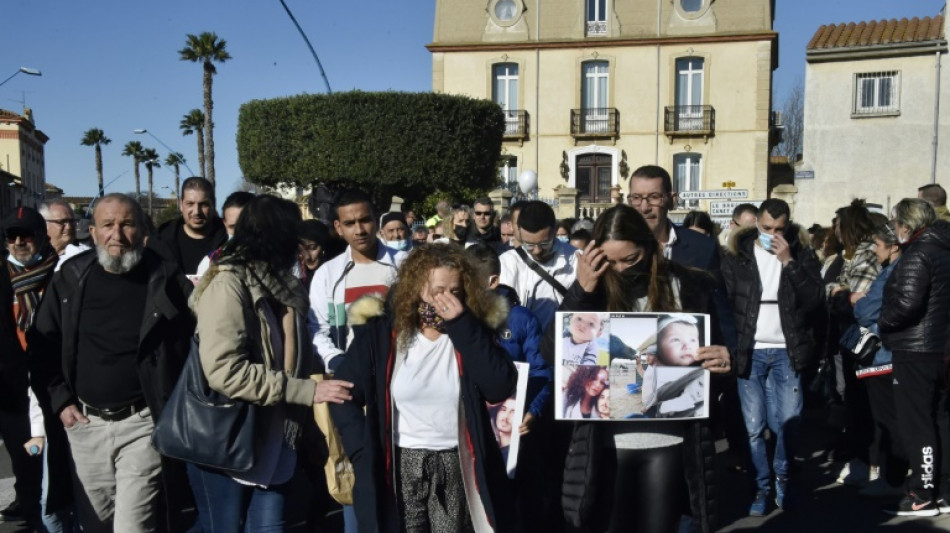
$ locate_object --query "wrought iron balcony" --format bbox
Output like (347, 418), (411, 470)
(570, 108), (619, 139)
(664, 105), (715, 140)
(502, 110), (529, 141)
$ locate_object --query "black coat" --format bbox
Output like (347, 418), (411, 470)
(720, 225), (824, 377)
(554, 264), (722, 533)
(149, 216), (228, 274)
(880, 221), (950, 354)
(330, 305), (518, 533)
(0, 261), (29, 412)
(29, 249), (195, 529)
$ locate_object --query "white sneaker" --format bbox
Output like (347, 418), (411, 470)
(836, 459), (870, 486)
(869, 465), (880, 482)
(858, 478), (904, 498)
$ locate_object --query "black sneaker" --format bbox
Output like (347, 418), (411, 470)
(0, 500), (23, 522)
(886, 492), (939, 517)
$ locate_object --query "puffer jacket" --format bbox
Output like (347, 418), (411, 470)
(879, 220), (950, 354)
(720, 225), (824, 377)
(330, 294), (518, 533)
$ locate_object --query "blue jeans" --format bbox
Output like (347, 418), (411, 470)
(738, 348), (803, 492)
(187, 463), (289, 532)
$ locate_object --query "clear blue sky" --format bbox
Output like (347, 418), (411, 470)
(1, 0), (944, 201)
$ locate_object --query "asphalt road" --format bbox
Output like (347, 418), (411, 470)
(0, 408), (948, 532)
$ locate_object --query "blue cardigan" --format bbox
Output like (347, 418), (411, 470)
(854, 259), (898, 368)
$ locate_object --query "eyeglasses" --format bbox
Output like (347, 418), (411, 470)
(628, 193), (668, 206)
(474, 211), (492, 217)
(5, 230), (34, 243)
(45, 218), (76, 226)
(520, 239), (554, 252)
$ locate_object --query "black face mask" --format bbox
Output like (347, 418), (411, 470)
(619, 258), (651, 282)
(454, 225), (468, 240)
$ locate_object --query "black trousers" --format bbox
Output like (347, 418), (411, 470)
(595, 444), (684, 533)
(892, 352), (950, 499)
(864, 373), (909, 486)
(0, 405), (42, 520)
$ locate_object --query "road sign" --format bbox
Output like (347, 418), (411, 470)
(795, 170), (815, 180)
(709, 200), (764, 217)
(679, 189), (749, 200)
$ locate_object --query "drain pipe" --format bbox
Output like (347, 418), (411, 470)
(932, 49), (942, 184)
(535, 0), (541, 186)
(654, 0), (662, 164)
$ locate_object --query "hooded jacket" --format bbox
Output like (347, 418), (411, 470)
(329, 294), (518, 533)
(720, 224), (824, 377)
(879, 220), (950, 354)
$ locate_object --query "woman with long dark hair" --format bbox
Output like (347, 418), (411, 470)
(562, 366), (608, 419)
(189, 195), (353, 530)
(558, 204), (731, 533)
(330, 244), (517, 533)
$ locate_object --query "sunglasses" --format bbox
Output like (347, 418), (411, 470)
(474, 210), (493, 217)
(5, 230), (35, 243)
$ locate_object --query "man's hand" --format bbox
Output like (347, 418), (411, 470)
(695, 345), (731, 374)
(23, 437), (44, 456)
(314, 379), (354, 404)
(519, 412), (535, 436)
(59, 405), (89, 428)
(771, 234), (793, 266)
(575, 241), (609, 293)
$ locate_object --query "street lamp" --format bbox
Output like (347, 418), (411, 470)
(0, 67), (41, 89)
(132, 129), (197, 176)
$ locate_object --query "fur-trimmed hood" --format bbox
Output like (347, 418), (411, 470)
(347, 292), (510, 330)
(724, 222), (811, 258)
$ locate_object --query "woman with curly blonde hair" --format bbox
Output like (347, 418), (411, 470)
(330, 244), (517, 533)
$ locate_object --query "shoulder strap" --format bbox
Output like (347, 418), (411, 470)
(515, 246), (568, 297)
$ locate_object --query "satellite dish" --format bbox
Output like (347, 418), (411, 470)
(518, 169), (538, 194)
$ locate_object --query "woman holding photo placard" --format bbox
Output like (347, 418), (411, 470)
(557, 204), (732, 533)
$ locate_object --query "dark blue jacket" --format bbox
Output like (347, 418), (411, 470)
(854, 259), (897, 369)
(494, 285), (553, 419)
(669, 224), (739, 357)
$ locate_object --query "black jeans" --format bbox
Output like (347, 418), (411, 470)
(864, 373), (909, 486)
(0, 405), (42, 521)
(892, 352), (950, 499)
(596, 444), (684, 533)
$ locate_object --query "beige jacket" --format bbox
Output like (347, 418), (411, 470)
(191, 261), (316, 408)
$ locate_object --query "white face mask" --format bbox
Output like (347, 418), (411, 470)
(386, 239), (409, 251)
(557, 235), (569, 243)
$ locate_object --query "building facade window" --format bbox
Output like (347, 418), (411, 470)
(681, 0), (704, 12)
(576, 153), (612, 203)
(581, 60), (609, 133)
(586, 0), (607, 35)
(673, 153), (701, 209)
(675, 57), (705, 130)
(499, 156), (518, 192)
(493, 63), (520, 135)
(854, 71), (899, 116)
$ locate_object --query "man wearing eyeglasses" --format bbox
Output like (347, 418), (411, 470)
(470, 197), (501, 246)
(39, 200), (90, 272)
(499, 200), (577, 326)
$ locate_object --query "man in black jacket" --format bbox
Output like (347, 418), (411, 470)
(31, 193), (195, 532)
(149, 176), (228, 276)
(720, 198), (824, 516)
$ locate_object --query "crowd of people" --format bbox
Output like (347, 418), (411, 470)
(0, 170), (948, 533)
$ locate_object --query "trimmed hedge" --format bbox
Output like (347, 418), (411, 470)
(237, 91), (505, 208)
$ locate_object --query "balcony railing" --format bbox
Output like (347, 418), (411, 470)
(664, 105), (715, 139)
(502, 110), (529, 140)
(586, 20), (607, 35)
(570, 108), (619, 139)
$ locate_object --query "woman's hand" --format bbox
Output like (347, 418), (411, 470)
(314, 379), (354, 404)
(696, 345), (731, 374)
(519, 412), (535, 436)
(432, 291), (464, 321)
(850, 291), (866, 306)
(575, 241), (609, 293)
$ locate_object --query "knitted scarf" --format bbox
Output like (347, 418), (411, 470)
(8, 246), (58, 331)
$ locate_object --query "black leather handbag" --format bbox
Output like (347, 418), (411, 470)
(151, 336), (257, 472)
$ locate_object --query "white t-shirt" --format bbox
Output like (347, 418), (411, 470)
(391, 332), (460, 450)
(754, 244), (786, 347)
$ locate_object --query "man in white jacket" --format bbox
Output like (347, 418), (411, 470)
(308, 189), (407, 372)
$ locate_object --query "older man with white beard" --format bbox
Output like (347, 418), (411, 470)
(31, 193), (195, 533)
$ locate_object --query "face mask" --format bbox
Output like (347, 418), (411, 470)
(417, 301), (446, 332)
(386, 239), (409, 251)
(454, 225), (468, 241)
(557, 235), (569, 243)
(7, 253), (41, 268)
(757, 226), (774, 251)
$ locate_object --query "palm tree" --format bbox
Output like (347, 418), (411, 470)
(179, 109), (206, 178)
(80, 128), (111, 197)
(179, 32), (231, 190)
(142, 148), (161, 219)
(164, 152), (186, 205)
(121, 141), (145, 200)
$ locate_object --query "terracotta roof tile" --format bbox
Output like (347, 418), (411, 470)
(807, 15), (945, 50)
